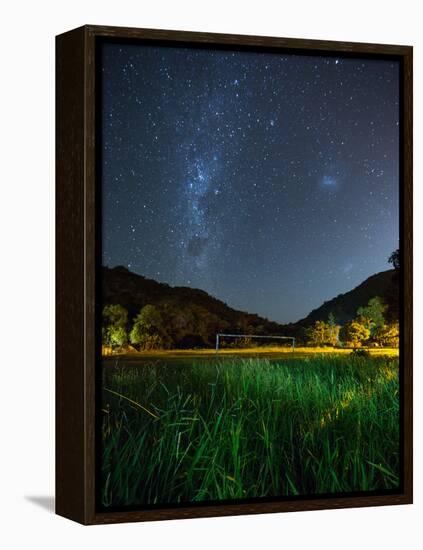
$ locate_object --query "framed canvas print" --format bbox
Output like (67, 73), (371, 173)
(56, 25), (413, 524)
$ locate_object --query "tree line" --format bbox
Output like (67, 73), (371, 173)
(102, 249), (400, 352)
(102, 295), (398, 353)
(103, 301), (230, 351)
(303, 296), (398, 348)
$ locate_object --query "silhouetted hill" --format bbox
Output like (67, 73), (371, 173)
(102, 266), (398, 347)
(102, 266), (287, 340)
(296, 269), (398, 326)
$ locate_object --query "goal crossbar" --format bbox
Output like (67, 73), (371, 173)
(215, 333), (295, 353)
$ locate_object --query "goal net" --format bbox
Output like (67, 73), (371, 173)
(215, 333), (295, 352)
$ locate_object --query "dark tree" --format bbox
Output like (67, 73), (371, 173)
(388, 249), (400, 270)
(385, 248), (400, 323)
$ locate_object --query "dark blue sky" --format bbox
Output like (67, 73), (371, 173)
(101, 42), (399, 324)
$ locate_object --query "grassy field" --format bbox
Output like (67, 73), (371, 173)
(101, 352), (400, 507)
(105, 346), (400, 358)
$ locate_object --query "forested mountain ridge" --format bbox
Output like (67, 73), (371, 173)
(102, 266), (287, 347)
(102, 265), (398, 348)
(296, 269), (398, 326)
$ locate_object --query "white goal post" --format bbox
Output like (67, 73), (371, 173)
(215, 333), (295, 353)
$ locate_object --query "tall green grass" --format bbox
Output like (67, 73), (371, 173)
(101, 354), (399, 507)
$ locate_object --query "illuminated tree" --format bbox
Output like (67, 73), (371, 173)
(102, 304), (128, 350)
(327, 312), (340, 346)
(307, 320), (329, 346)
(130, 304), (170, 350)
(108, 326), (128, 349)
(339, 320), (370, 348)
(306, 317), (340, 347)
(357, 297), (386, 338)
(374, 323), (399, 348)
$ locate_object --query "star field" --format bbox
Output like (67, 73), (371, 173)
(101, 43), (399, 324)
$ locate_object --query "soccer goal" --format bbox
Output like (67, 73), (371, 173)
(215, 333), (295, 353)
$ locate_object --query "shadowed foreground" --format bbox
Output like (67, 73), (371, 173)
(101, 354), (399, 507)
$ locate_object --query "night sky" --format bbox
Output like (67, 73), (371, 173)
(101, 42), (399, 324)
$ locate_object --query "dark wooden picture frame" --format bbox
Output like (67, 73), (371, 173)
(56, 25), (413, 525)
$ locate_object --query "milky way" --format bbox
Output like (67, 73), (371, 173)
(100, 42), (399, 324)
